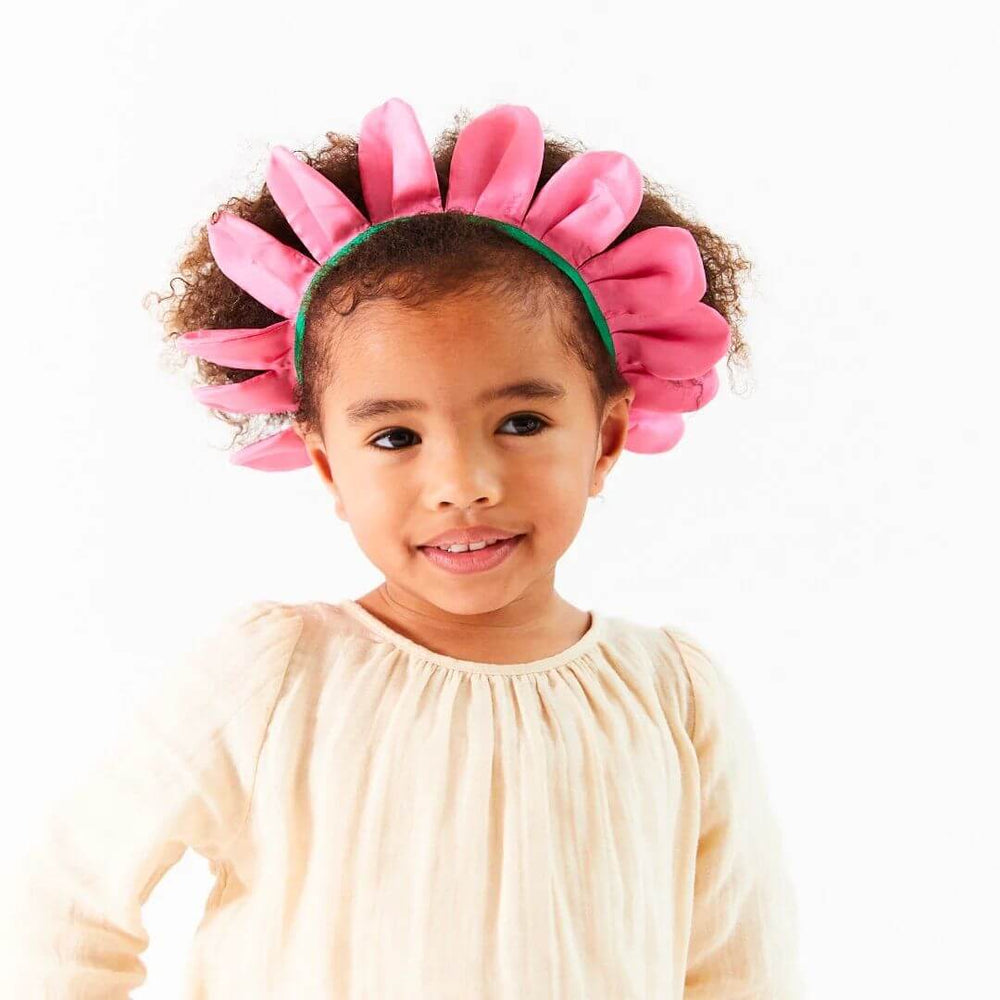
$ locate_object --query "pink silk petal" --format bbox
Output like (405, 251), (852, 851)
(445, 104), (545, 224)
(231, 426), (311, 471)
(624, 407), (686, 454)
(580, 226), (708, 328)
(192, 369), (297, 414)
(624, 366), (719, 414)
(611, 304), (731, 380)
(521, 151), (643, 267)
(358, 97), (443, 223)
(176, 320), (294, 371)
(266, 146), (371, 264)
(208, 212), (319, 319)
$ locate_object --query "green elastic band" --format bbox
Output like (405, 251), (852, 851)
(293, 214), (616, 384)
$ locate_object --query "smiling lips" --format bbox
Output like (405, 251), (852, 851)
(418, 534), (525, 574)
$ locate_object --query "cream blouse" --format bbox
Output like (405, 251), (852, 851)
(4, 599), (804, 998)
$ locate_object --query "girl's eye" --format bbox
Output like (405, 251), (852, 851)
(368, 427), (418, 451)
(500, 413), (549, 437)
(367, 413), (550, 451)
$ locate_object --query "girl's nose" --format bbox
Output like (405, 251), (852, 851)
(423, 442), (502, 511)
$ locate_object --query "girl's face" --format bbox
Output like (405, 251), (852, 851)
(293, 288), (633, 619)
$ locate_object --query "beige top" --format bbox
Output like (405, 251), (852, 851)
(3, 599), (804, 998)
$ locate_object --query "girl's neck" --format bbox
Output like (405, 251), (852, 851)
(353, 583), (592, 666)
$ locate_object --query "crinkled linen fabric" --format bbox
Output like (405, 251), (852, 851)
(3, 599), (804, 998)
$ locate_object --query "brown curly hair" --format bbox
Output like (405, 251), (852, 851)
(146, 106), (754, 456)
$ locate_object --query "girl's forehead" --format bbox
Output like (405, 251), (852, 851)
(332, 345), (578, 405)
(339, 286), (562, 339)
(334, 298), (568, 370)
(317, 291), (592, 418)
(324, 331), (588, 424)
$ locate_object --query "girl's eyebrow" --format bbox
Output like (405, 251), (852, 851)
(344, 378), (568, 425)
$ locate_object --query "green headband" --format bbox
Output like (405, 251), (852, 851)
(292, 214), (617, 384)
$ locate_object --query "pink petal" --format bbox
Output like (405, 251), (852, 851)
(231, 426), (311, 471)
(611, 303), (731, 380)
(445, 104), (544, 224)
(266, 146), (371, 264)
(522, 151), (643, 267)
(624, 408), (686, 454)
(580, 226), (708, 329)
(176, 320), (294, 371)
(208, 212), (318, 319)
(624, 367), (719, 414)
(358, 97), (443, 223)
(192, 368), (297, 414)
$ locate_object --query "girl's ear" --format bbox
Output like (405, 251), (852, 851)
(592, 389), (634, 495)
(290, 422), (349, 521)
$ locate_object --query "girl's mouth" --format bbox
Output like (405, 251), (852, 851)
(418, 534), (525, 575)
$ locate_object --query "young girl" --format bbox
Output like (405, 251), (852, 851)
(7, 98), (804, 998)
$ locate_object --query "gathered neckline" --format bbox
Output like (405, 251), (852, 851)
(333, 599), (606, 676)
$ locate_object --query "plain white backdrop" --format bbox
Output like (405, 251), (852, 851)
(1, 0), (996, 996)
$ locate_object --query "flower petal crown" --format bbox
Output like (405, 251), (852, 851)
(177, 97), (731, 471)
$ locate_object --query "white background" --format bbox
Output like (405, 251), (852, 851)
(1, 1), (996, 996)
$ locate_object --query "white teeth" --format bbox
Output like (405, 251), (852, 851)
(437, 538), (501, 552)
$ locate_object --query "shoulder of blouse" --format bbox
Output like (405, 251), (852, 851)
(112, 599), (310, 825)
(167, 599), (309, 707)
(140, 601), (309, 844)
(658, 624), (766, 774)
(657, 624), (724, 744)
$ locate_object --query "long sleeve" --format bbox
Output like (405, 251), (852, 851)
(1, 600), (305, 999)
(666, 627), (805, 999)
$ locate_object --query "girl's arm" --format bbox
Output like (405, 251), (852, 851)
(2, 601), (305, 998)
(667, 628), (806, 1000)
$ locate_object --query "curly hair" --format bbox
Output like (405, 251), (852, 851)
(146, 106), (754, 455)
